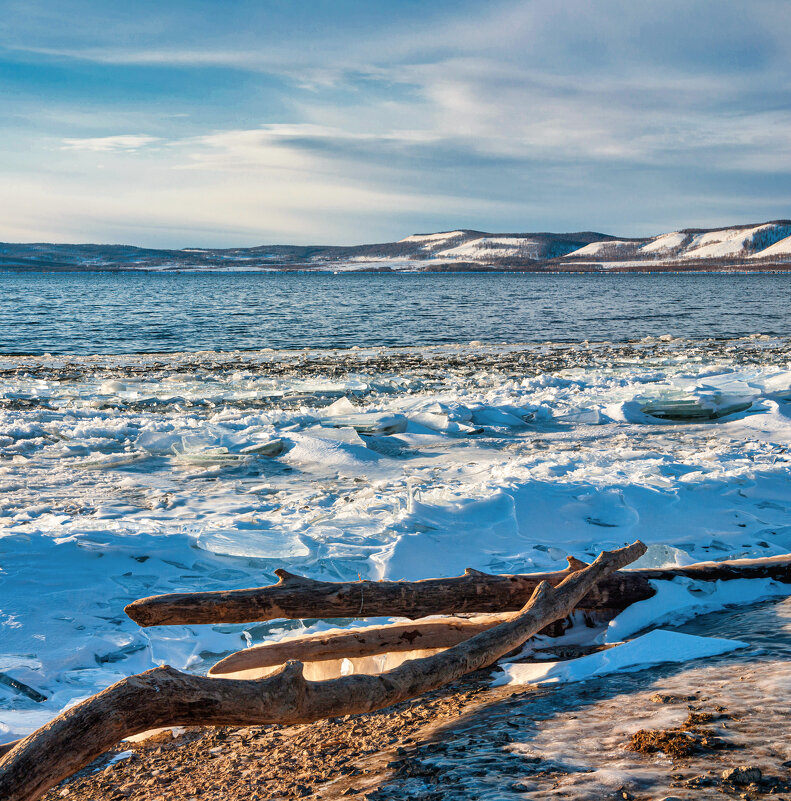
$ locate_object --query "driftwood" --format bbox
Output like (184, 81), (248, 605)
(0, 541), (646, 801)
(210, 559), (591, 677)
(210, 552), (791, 677)
(0, 741), (17, 758)
(209, 614), (512, 677)
(125, 555), (649, 626)
(125, 553), (791, 628)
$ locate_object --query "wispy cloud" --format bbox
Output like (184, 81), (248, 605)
(60, 134), (160, 152)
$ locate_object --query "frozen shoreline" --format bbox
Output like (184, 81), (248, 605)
(2, 335), (791, 742)
(34, 596), (791, 801)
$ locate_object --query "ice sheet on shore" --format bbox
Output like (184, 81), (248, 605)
(604, 576), (791, 642)
(2, 338), (791, 741)
(496, 629), (748, 686)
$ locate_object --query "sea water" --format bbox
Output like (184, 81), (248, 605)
(0, 271), (790, 354)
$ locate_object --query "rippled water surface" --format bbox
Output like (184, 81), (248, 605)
(1, 271), (789, 354)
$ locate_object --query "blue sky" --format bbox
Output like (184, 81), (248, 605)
(1, 0), (790, 246)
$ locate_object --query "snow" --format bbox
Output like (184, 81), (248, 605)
(436, 237), (541, 260)
(639, 232), (686, 253)
(604, 577), (791, 642)
(564, 240), (633, 257)
(496, 629), (748, 686)
(682, 224), (772, 259)
(751, 233), (791, 259)
(2, 339), (791, 741)
(398, 231), (466, 246)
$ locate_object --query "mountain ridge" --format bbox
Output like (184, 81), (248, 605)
(2, 220), (791, 272)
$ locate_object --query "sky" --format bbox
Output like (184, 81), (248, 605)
(1, 0), (790, 247)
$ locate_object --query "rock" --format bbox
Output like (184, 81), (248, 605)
(684, 775), (717, 788)
(721, 766), (762, 786)
(649, 693), (695, 704)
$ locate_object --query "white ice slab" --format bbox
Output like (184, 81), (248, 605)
(495, 630), (748, 686)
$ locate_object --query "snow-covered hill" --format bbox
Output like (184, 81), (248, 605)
(2, 220), (791, 272)
(560, 221), (791, 267)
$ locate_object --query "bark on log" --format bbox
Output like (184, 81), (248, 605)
(124, 553), (791, 628)
(0, 740), (19, 758)
(0, 541), (646, 801)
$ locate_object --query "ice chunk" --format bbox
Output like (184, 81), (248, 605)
(322, 397), (357, 416)
(172, 446), (252, 466)
(408, 412), (482, 434)
(470, 405), (528, 428)
(196, 527), (310, 559)
(495, 630), (748, 686)
(238, 439), (285, 456)
(99, 380), (127, 394)
(282, 431), (383, 473)
(135, 429), (186, 454)
(628, 543), (695, 569)
(642, 396), (754, 421)
(322, 413), (408, 435)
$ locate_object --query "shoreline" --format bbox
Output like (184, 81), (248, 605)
(3, 335), (791, 786)
(3, 266), (791, 275)
(39, 597), (791, 801)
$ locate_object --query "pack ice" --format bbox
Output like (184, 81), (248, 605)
(1, 338), (791, 741)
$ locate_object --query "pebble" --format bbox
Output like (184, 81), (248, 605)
(721, 765), (762, 786)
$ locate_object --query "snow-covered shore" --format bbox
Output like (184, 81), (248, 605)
(2, 336), (791, 742)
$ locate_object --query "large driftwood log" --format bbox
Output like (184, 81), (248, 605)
(0, 541), (646, 801)
(0, 741), (18, 758)
(125, 555), (648, 626)
(125, 553), (791, 628)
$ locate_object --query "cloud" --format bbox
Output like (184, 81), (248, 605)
(60, 134), (160, 152)
(1, 0), (791, 245)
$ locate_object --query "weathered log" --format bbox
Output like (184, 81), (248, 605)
(124, 555), (651, 626)
(124, 553), (791, 628)
(632, 553), (791, 582)
(209, 560), (596, 677)
(0, 541), (646, 801)
(208, 614), (511, 677)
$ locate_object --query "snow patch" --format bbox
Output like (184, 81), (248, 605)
(640, 232), (686, 253)
(682, 225), (772, 259)
(564, 241), (633, 258)
(496, 629), (748, 686)
(604, 577), (791, 642)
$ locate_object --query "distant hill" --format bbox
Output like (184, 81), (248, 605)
(3, 220), (791, 272)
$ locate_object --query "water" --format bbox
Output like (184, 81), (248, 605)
(1, 271), (789, 354)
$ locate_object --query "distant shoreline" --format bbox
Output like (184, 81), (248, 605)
(2, 220), (791, 273)
(2, 266), (791, 275)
